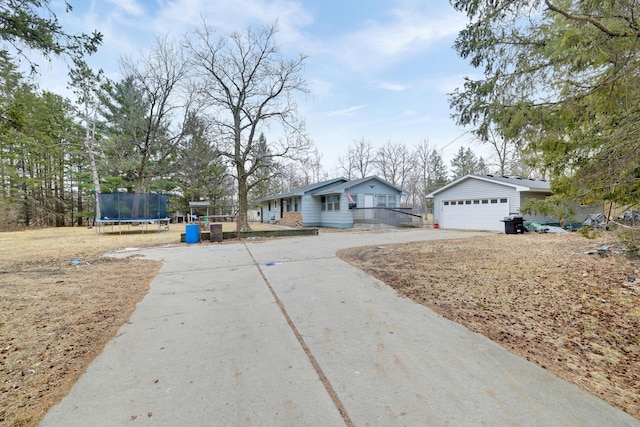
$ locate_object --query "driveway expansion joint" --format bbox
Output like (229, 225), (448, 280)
(243, 241), (354, 427)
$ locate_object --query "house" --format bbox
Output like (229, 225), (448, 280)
(427, 174), (554, 232)
(257, 176), (407, 228)
(247, 208), (261, 222)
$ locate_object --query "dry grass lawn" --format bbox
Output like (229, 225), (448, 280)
(337, 232), (640, 420)
(0, 222), (273, 427)
(1, 226), (639, 425)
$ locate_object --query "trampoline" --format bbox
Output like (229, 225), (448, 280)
(96, 193), (170, 234)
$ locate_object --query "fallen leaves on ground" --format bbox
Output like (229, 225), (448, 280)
(337, 232), (640, 420)
(0, 256), (161, 427)
(0, 223), (277, 427)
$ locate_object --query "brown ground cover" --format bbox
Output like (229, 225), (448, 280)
(2, 227), (638, 425)
(337, 232), (640, 420)
(0, 222), (269, 427)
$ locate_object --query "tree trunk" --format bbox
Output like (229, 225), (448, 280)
(55, 162), (65, 227)
(237, 172), (251, 232)
(85, 109), (101, 221)
(77, 182), (83, 226)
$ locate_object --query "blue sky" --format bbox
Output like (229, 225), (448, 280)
(39, 0), (486, 175)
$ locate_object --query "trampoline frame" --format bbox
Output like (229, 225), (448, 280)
(95, 193), (170, 235)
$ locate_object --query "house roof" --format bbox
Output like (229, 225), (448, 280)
(312, 175), (408, 196)
(257, 175), (409, 202)
(426, 174), (551, 198)
(256, 177), (348, 202)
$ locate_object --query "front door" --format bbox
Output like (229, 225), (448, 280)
(364, 194), (374, 220)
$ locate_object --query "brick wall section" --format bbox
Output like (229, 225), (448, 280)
(281, 212), (303, 227)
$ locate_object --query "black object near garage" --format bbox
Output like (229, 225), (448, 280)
(502, 216), (525, 234)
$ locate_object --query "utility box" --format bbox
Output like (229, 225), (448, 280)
(210, 223), (223, 242)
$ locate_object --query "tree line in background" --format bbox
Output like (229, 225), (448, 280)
(2, 1), (638, 231)
(1, 2), (316, 230)
(0, 1), (509, 230)
(336, 137), (540, 213)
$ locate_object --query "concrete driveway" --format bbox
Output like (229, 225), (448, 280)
(40, 229), (639, 427)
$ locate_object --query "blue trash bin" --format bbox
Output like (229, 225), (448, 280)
(185, 224), (200, 243)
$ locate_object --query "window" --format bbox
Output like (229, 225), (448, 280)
(482, 200), (488, 204)
(500, 198), (508, 203)
(490, 199), (498, 204)
(465, 200), (472, 205)
(268, 202), (271, 210)
(387, 195), (396, 207)
(322, 195), (340, 211)
(376, 195), (387, 207)
(444, 201), (450, 206)
(473, 200), (480, 204)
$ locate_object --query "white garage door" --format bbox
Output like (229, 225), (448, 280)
(440, 198), (510, 231)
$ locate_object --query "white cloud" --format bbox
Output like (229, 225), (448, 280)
(151, 0), (312, 47)
(105, 0), (145, 17)
(331, 7), (466, 72)
(424, 73), (481, 95)
(378, 81), (407, 91)
(307, 77), (332, 98)
(326, 105), (366, 116)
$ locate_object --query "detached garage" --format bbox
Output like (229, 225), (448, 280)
(427, 174), (552, 232)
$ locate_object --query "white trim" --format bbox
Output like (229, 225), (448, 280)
(427, 174), (548, 198)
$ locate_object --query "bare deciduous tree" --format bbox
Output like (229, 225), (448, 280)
(375, 141), (415, 191)
(185, 22), (310, 231)
(298, 148), (325, 185)
(102, 36), (190, 193)
(337, 138), (377, 179)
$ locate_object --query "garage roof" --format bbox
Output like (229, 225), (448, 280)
(426, 174), (551, 198)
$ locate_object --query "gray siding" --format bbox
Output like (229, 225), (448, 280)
(260, 176), (405, 228)
(520, 193), (557, 222)
(261, 199), (281, 222)
(319, 199), (354, 228)
(302, 194), (321, 226)
(520, 196), (601, 224)
(348, 181), (399, 197)
(348, 181), (402, 209)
